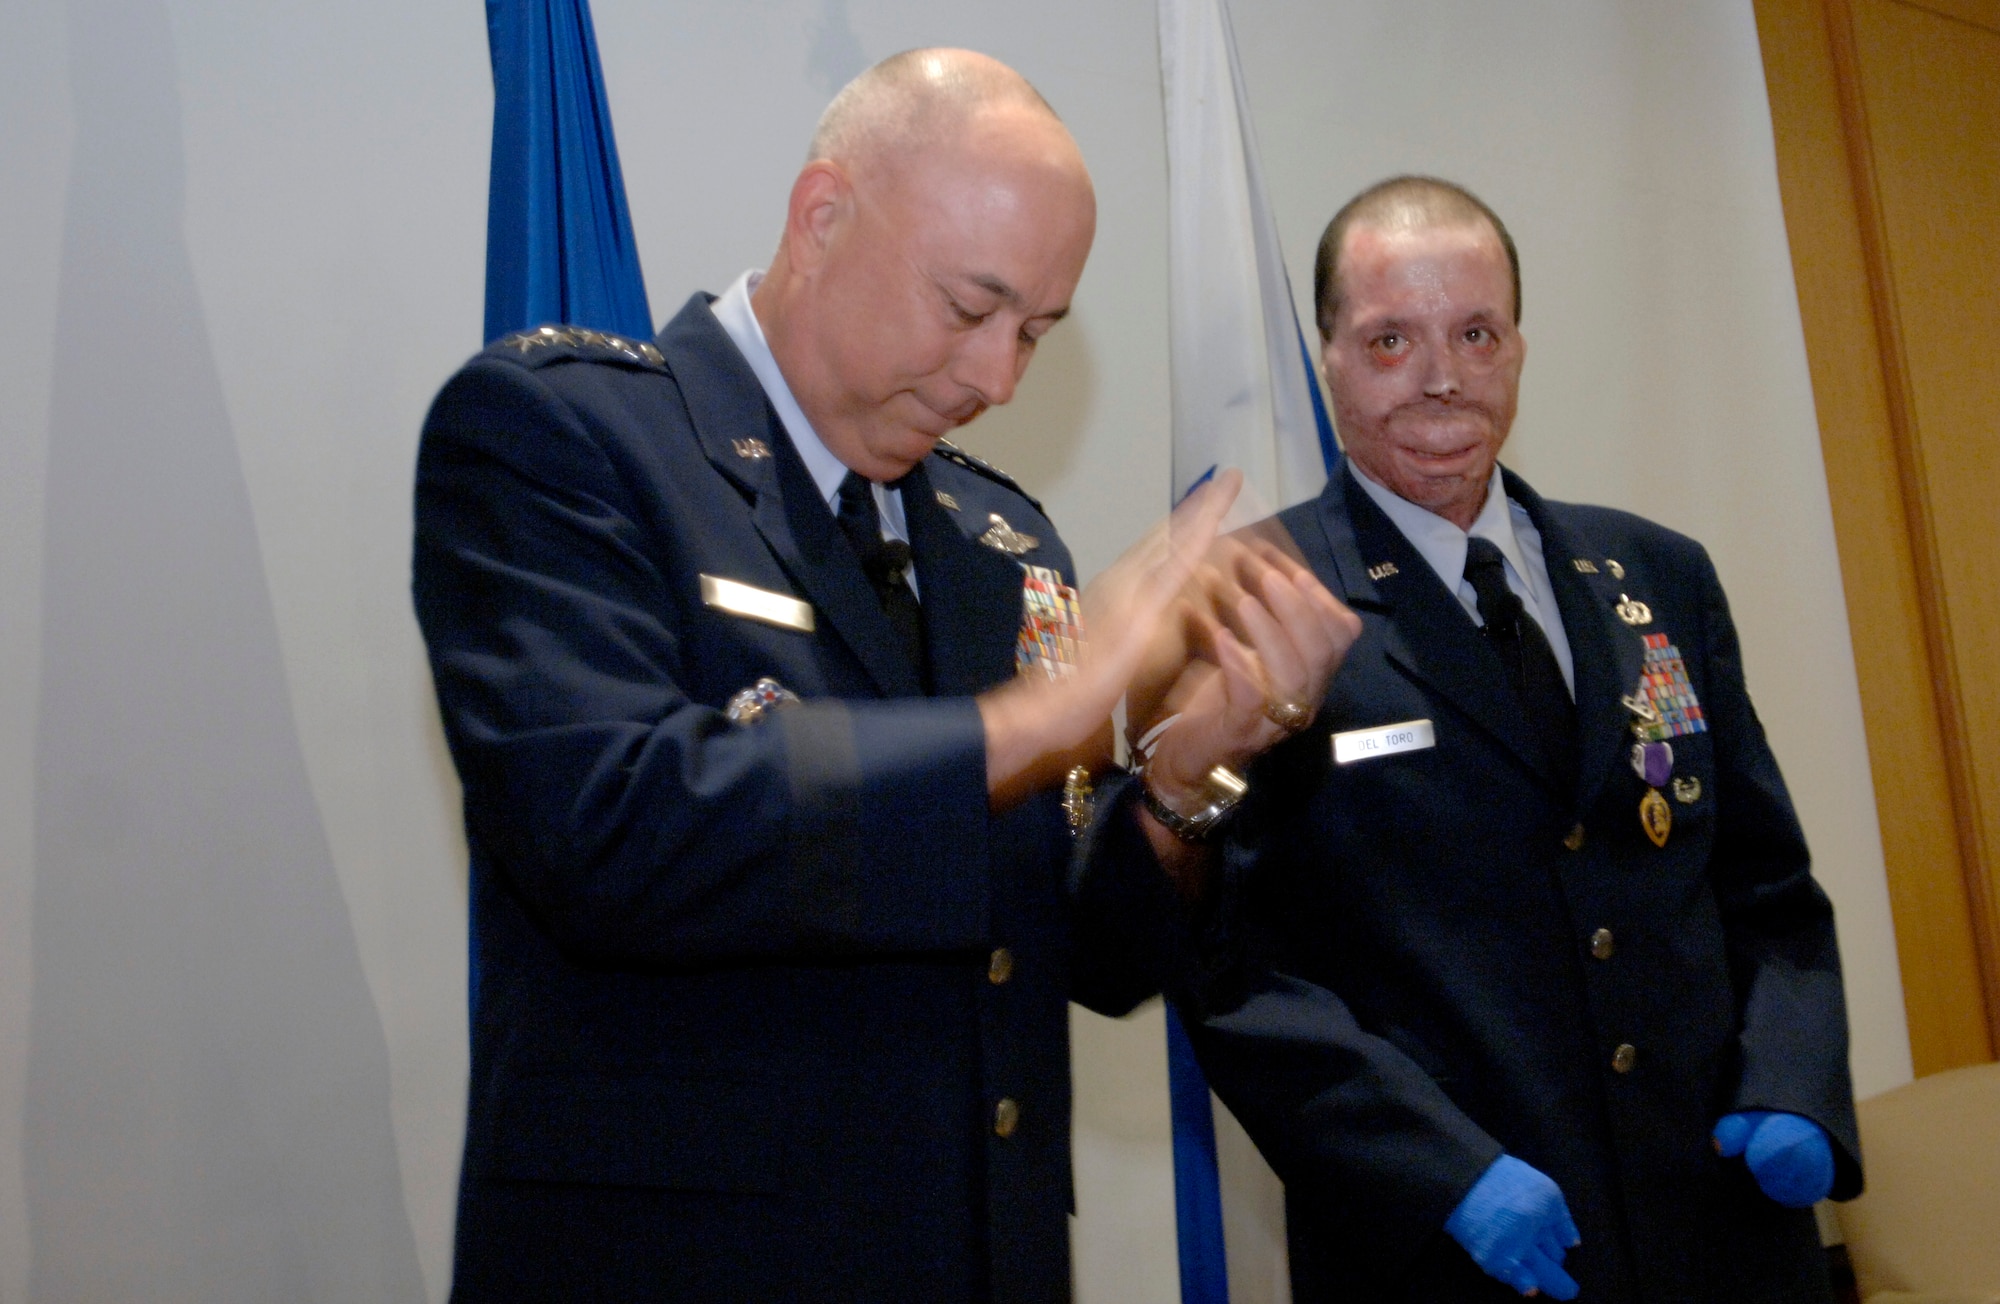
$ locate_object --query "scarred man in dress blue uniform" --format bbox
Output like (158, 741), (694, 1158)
(1176, 178), (1864, 1302)
(413, 49), (1355, 1302)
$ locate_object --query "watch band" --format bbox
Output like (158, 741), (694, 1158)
(1138, 763), (1249, 842)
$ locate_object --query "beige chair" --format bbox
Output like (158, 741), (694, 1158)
(1835, 1060), (2000, 1304)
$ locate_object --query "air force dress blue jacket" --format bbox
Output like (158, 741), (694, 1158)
(414, 295), (1178, 1303)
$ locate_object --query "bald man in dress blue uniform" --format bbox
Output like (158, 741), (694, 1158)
(414, 49), (1352, 1303)
(1178, 178), (1862, 1303)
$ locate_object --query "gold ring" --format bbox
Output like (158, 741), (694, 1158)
(1263, 699), (1312, 732)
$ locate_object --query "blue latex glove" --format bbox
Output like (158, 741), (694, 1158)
(1444, 1155), (1582, 1300)
(1713, 1110), (1834, 1208)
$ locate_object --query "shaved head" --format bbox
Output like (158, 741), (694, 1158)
(1314, 176), (1520, 337)
(809, 48), (1061, 171)
(753, 49), (1095, 480)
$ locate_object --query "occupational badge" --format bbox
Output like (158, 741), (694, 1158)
(1624, 633), (1707, 742)
(979, 513), (1039, 556)
(1615, 593), (1653, 626)
(1672, 775), (1702, 804)
(1639, 786), (1673, 848)
(1016, 564), (1083, 679)
(724, 677), (801, 724)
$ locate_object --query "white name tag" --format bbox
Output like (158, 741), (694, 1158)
(1332, 718), (1435, 765)
(700, 574), (816, 633)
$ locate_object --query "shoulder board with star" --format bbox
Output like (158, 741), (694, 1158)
(488, 324), (666, 371)
(931, 439), (1042, 514)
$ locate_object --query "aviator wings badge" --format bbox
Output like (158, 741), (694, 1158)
(979, 513), (1039, 556)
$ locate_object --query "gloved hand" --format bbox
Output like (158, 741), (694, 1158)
(1444, 1154), (1581, 1300)
(1713, 1110), (1834, 1208)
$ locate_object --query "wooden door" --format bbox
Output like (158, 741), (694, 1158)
(1755, 0), (2000, 1075)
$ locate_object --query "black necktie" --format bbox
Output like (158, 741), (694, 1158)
(835, 472), (927, 685)
(1463, 536), (1577, 787)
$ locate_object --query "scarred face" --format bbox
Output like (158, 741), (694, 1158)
(781, 109), (1096, 481)
(1322, 221), (1524, 529)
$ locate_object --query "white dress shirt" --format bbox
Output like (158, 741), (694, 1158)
(1347, 459), (1575, 697)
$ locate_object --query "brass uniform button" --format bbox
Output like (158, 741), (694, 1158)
(994, 1098), (1020, 1138)
(988, 948), (1015, 985)
(1563, 823), (1587, 852)
(1590, 928), (1615, 961)
(1611, 1043), (1637, 1074)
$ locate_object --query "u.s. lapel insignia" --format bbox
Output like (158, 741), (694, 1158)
(1572, 559), (1600, 574)
(935, 490), (961, 512)
(1639, 786), (1672, 847)
(980, 513), (1039, 556)
(1615, 593), (1653, 626)
(1367, 561), (1400, 581)
(732, 438), (772, 460)
(1606, 559), (1626, 580)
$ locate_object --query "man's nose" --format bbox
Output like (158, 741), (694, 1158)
(1421, 342), (1461, 399)
(954, 325), (1022, 408)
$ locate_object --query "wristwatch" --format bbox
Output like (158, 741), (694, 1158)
(1137, 763), (1249, 843)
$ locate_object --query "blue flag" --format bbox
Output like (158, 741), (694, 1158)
(483, 0), (652, 343)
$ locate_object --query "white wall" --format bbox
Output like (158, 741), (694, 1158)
(0, 1), (1908, 1301)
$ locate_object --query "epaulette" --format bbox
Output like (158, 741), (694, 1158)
(490, 324), (666, 370)
(932, 438), (1042, 514)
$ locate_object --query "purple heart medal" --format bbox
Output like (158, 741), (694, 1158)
(1631, 740), (1673, 847)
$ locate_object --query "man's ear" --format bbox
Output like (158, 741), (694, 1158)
(783, 161), (847, 277)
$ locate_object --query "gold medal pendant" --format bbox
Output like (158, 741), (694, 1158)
(1639, 787), (1672, 848)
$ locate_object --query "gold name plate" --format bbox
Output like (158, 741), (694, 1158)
(700, 574), (815, 633)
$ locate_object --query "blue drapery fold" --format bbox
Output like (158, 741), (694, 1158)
(483, 0), (652, 343)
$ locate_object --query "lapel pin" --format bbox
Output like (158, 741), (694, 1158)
(1367, 561), (1399, 581)
(1615, 593), (1653, 626)
(1606, 559), (1625, 579)
(980, 513), (1039, 556)
(732, 438), (772, 460)
(935, 490), (961, 512)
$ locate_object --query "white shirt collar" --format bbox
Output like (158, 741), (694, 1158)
(1347, 460), (1532, 595)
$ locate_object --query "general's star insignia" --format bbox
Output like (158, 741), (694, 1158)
(979, 513), (1039, 556)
